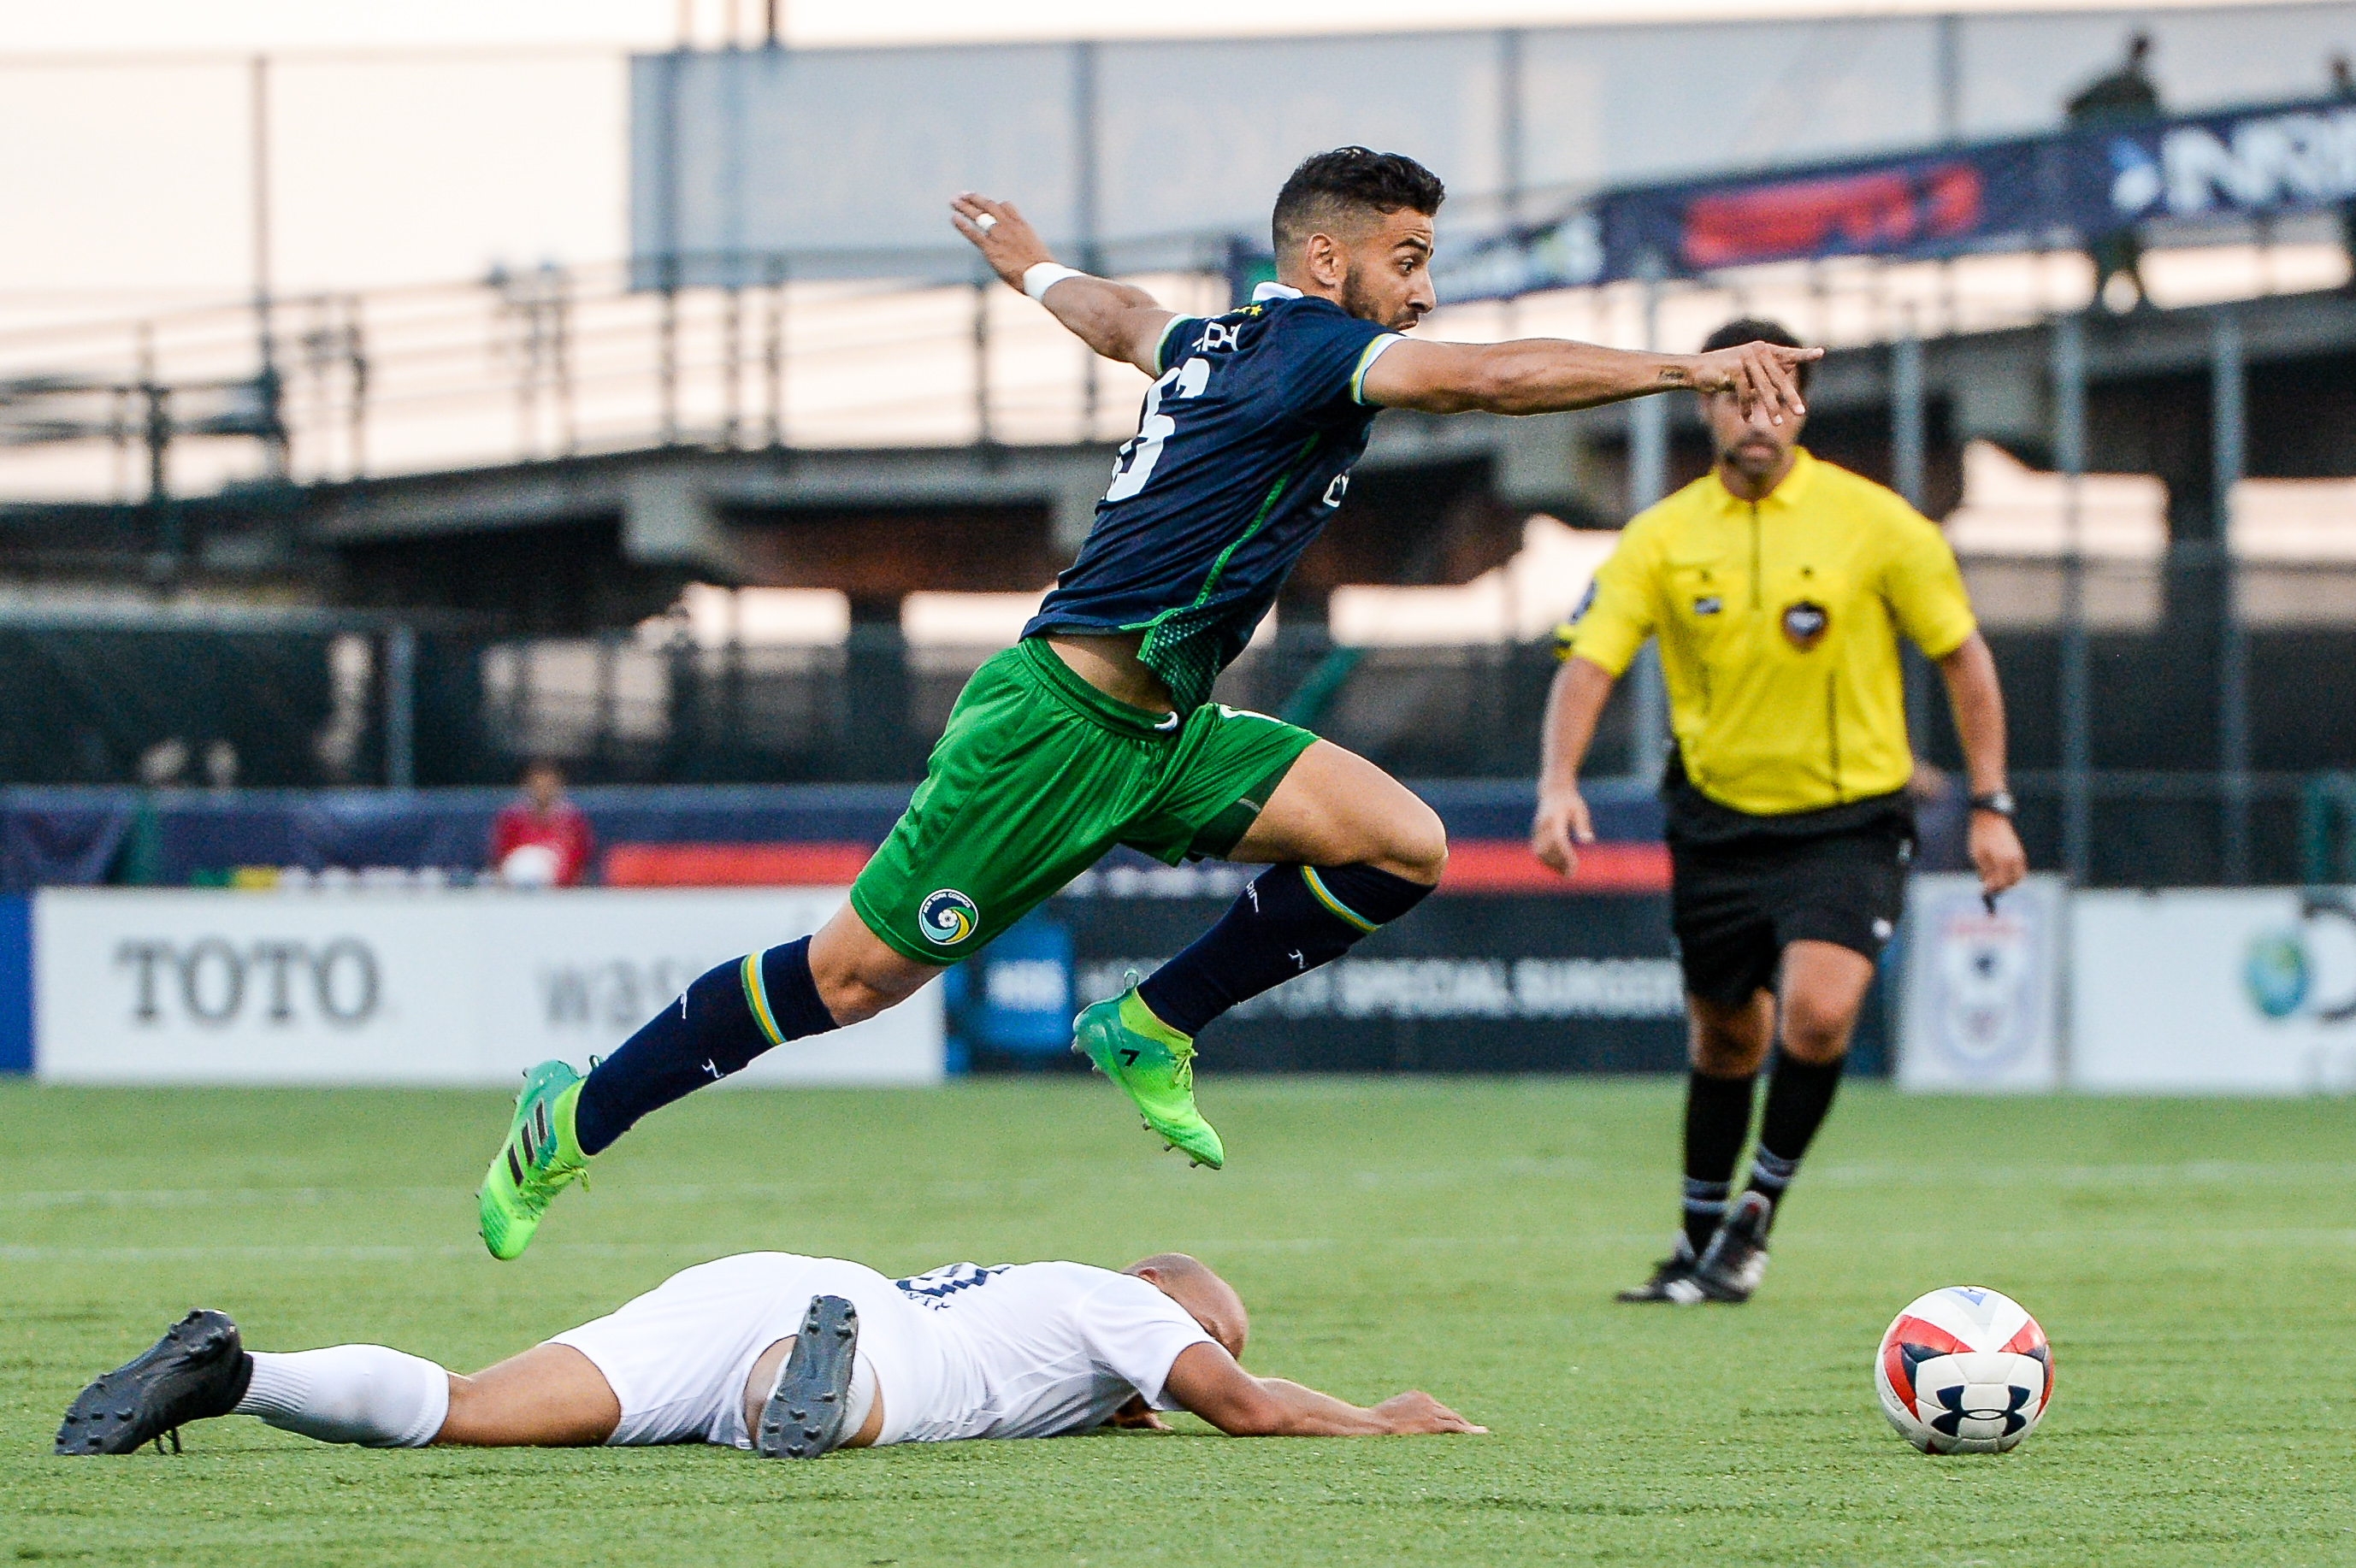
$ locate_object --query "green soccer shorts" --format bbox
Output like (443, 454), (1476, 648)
(849, 636), (1318, 964)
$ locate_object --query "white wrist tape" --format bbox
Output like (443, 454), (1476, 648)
(1023, 262), (1086, 302)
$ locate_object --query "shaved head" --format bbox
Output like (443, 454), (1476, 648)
(1270, 146), (1445, 258)
(1126, 1253), (1249, 1359)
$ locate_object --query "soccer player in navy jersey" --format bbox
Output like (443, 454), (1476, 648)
(475, 148), (1816, 1259)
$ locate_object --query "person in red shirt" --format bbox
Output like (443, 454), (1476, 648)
(488, 761), (594, 887)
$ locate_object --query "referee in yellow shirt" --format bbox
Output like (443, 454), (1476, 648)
(1532, 318), (2026, 1306)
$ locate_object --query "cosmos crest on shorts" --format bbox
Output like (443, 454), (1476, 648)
(918, 889), (979, 946)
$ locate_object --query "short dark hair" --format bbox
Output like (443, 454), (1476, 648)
(1271, 147), (1446, 254)
(1701, 317), (1812, 395)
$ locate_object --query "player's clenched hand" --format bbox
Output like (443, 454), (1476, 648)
(1105, 1394), (1172, 1432)
(950, 192), (1053, 292)
(1529, 785), (1594, 877)
(1686, 340), (1820, 425)
(1969, 810), (2028, 900)
(1371, 1391), (1487, 1435)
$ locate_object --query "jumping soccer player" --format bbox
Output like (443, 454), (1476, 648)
(57, 1251), (1483, 1458)
(1532, 318), (2025, 1306)
(475, 147), (1817, 1260)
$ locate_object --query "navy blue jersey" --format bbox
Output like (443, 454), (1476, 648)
(1022, 284), (1401, 711)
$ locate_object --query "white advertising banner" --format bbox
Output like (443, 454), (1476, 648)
(1897, 873), (2066, 1093)
(2070, 887), (2356, 1093)
(33, 887), (942, 1087)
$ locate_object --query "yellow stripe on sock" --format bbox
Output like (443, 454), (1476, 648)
(740, 951), (784, 1047)
(1300, 867), (1379, 934)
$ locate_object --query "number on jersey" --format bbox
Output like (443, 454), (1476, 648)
(1107, 356), (1210, 502)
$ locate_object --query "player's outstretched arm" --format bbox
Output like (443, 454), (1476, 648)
(950, 192), (1174, 376)
(1361, 336), (1819, 422)
(1159, 1341), (1486, 1436)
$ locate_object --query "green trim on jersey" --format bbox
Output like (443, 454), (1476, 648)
(1150, 315), (1190, 375)
(1348, 333), (1402, 405)
(1131, 433), (1323, 712)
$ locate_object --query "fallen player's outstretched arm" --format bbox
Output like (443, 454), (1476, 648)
(1159, 1341), (1486, 1436)
(951, 192), (1173, 377)
(1361, 334), (1819, 422)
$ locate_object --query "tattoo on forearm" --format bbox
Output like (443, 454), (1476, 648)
(1657, 365), (1689, 386)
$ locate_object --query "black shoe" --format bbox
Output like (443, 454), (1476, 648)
(756, 1295), (859, 1459)
(1615, 1237), (1706, 1304)
(55, 1310), (251, 1455)
(1692, 1191), (1774, 1303)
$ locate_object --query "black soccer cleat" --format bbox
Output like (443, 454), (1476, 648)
(755, 1294), (859, 1460)
(1692, 1191), (1774, 1304)
(1615, 1236), (1707, 1305)
(55, 1309), (251, 1456)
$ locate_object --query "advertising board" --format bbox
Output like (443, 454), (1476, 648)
(1896, 874), (2065, 1093)
(1035, 887), (1687, 1074)
(32, 887), (941, 1087)
(2070, 887), (2356, 1093)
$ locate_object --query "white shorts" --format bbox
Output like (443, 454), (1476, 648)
(547, 1253), (949, 1448)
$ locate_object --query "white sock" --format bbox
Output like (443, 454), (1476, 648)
(233, 1347), (451, 1447)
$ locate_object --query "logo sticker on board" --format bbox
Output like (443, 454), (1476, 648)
(1780, 599), (1829, 650)
(1693, 595), (1723, 616)
(918, 889), (980, 946)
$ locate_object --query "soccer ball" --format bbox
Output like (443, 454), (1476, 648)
(1875, 1286), (2052, 1454)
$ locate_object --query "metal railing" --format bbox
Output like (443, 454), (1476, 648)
(3, 218), (2346, 505)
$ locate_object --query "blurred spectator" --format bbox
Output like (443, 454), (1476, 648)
(2067, 32), (2163, 313)
(202, 739), (239, 791)
(138, 736), (188, 787)
(2335, 55), (2356, 292)
(489, 759), (593, 887)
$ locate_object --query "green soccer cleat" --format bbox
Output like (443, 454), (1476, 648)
(477, 1059), (590, 1260)
(1072, 978), (1225, 1170)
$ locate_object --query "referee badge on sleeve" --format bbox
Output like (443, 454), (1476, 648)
(1780, 599), (1830, 651)
(1550, 581), (1599, 663)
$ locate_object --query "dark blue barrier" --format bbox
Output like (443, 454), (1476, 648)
(0, 894), (28, 1073)
(0, 778), (1662, 889)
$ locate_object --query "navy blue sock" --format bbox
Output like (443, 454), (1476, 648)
(1136, 864), (1434, 1037)
(1683, 1070), (1757, 1255)
(1747, 1052), (1844, 1216)
(572, 936), (838, 1155)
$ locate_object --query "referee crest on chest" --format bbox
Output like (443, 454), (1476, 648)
(1780, 599), (1830, 651)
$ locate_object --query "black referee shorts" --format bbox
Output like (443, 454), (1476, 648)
(1668, 818), (1911, 1011)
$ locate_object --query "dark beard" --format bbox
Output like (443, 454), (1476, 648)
(1337, 265), (1387, 326)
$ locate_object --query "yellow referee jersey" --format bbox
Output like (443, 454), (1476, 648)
(1558, 448), (1977, 817)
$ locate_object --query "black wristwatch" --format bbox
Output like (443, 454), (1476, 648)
(1969, 789), (2016, 819)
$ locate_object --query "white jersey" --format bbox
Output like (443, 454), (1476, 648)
(547, 1253), (1213, 1451)
(886, 1259), (1213, 1441)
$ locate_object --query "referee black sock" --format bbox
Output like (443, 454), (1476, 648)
(1682, 1070), (1757, 1256)
(1746, 1052), (1845, 1222)
(1135, 864), (1434, 1037)
(572, 936), (838, 1156)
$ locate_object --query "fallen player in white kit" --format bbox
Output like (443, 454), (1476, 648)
(56, 1250), (1483, 1458)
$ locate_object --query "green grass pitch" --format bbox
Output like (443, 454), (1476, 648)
(3, 1077), (2353, 1565)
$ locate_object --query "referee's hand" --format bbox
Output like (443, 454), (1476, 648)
(1530, 785), (1595, 877)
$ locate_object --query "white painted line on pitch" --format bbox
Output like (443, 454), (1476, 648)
(0, 1241), (734, 1263)
(0, 1182), (849, 1211)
